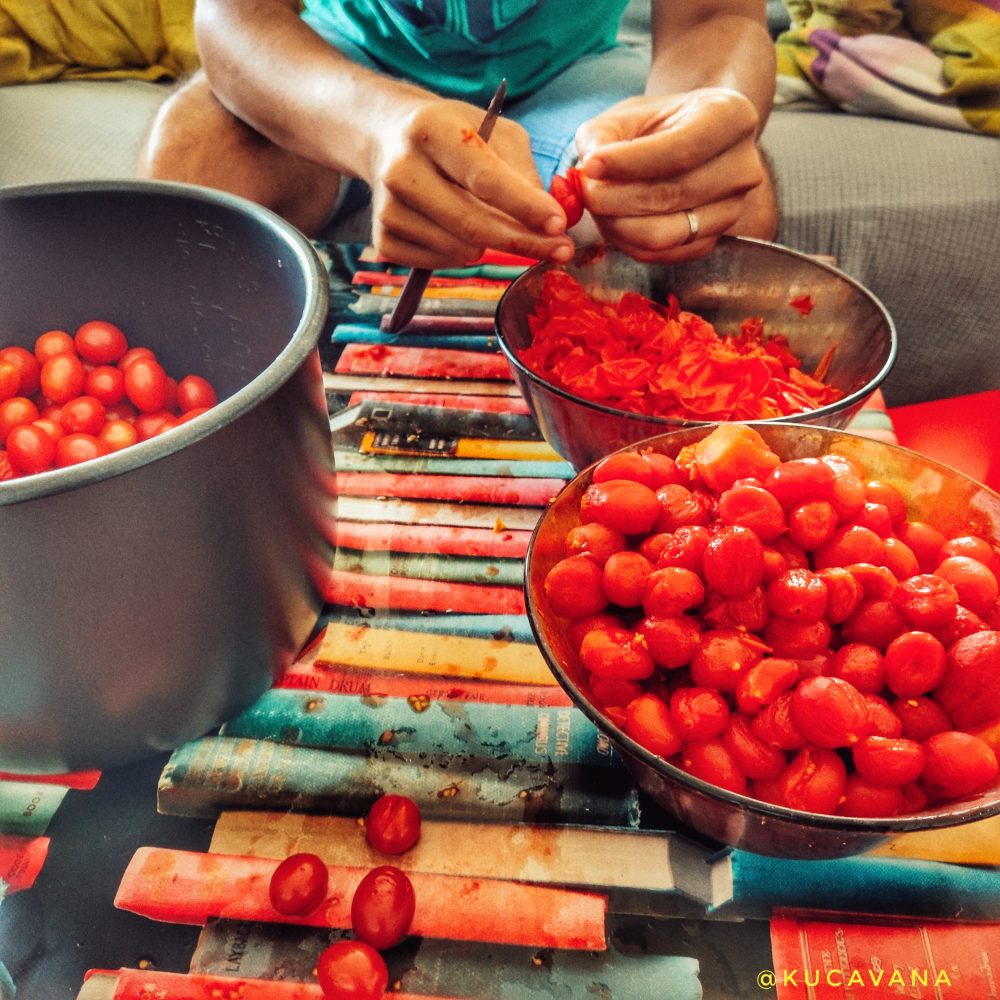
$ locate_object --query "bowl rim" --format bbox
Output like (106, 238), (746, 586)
(0, 179), (329, 507)
(495, 236), (899, 430)
(525, 423), (1000, 837)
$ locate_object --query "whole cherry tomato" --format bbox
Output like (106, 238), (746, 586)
(124, 356), (170, 412)
(34, 329), (76, 363)
(55, 432), (110, 467)
(0, 396), (40, 444)
(350, 864), (416, 950)
(366, 794), (422, 855)
(60, 395), (107, 436)
(316, 939), (388, 1000)
(40, 353), (86, 405)
(74, 320), (128, 364)
(0, 346), (40, 396)
(268, 852), (329, 916)
(176, 374), (218, 412)
(6, 424), (56, 475)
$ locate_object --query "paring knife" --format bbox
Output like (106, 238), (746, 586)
(384, 79), (508, 334)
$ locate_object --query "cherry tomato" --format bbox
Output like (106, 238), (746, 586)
(829, 642), (884, 695)
(690, 627), (767, 692)
(922, 731), (998, 801)
(0, 346), (40, 396)
(55, 432), (110, 467)
(268, 852), (329, 916)
(882, 630), (946, 697)
(593, 449), (679, 489)
(350, 864), (416, 950)
(0, 359), (20, 402)
(74, 320), (128, 363)
(717, 482), (786, 542)
(124, 356), (170, 412)
(838, 774), (904, 818)
(624, 692), (683, 757)
(934, 555), (999, 618)
(780, 746), (847, 813)
(721, 714), (787, 779)
(175, 373), (218, 411)
(601, 546), (654, 607)
(133, 409), (177, 441)
(642, 566), (705, 617)
(6, 424), (56, 475)
(636, 614), (701, 669)
(316, 940), (388, 1000)
(564, 522), (627, 565)
(702, 524), (764, 598)
(549, 167), (585, 228)
(766, 568), (828, 622)
(581, 479), (661, 535)
(789, 675), (869, 748)
(117, 345), (156, 370)
(580, 625), (655, 680)
(543, 556), (608, 618)
(99, 418), (140, 453)
(60, 395), (107, 436)
(366, 794), (422, 855)
(670, 686), (731, 741)
(681, 738), (747, 795)
(735, 657), (800, 715)
(34, 329), (76, 363)
(0, 396), (40, 445)
(40, 353), (86, 405)
(85, 364), (127, 406)
(852, 735), (925, 787)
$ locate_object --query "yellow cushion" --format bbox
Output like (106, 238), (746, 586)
(0, 0), (198, 84)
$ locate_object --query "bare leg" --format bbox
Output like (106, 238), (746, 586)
(137, 71), (345, 237)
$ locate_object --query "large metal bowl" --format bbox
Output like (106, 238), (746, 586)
(526, 424), (1000, 858)
(497, 239), (897, 471)
(0, 181), (335, 773)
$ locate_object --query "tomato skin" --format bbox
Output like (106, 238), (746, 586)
(124, 356), (170, 412)
(75, 320), (128, 364)
(366, 794), (422, 855)
(549, 167), (585, 227)
(350, 864), (416, 950)
(316, 940), (388, 1000)
(268, 852), (329, 916)
(6, 424), (56, 475)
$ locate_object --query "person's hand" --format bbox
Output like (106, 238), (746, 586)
(573, 87), (777, 261)
(366, 97), (575, 268)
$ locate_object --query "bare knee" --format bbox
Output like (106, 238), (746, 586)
(138, 71), (344, 236)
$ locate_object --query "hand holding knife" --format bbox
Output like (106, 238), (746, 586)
(385, 79), (508, 334)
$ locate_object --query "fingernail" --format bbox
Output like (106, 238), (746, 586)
(543, 215), (565, 236)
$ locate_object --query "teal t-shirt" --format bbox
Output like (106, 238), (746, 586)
(301, 0), (631, 104)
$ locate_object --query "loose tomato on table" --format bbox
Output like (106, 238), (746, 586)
(365, 793), (422, 855)
(268, 852), (329, 916)
(316, 940), (388, 1000)
(350, 864), (416, 950)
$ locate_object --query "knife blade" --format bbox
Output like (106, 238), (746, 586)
(384, 79), (508, 334)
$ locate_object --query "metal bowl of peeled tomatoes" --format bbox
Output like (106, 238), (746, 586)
(525, 422), (1000, 858)
(496, 240), (897, 472)
(0, 181), (335, 773)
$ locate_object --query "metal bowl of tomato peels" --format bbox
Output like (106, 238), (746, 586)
(525, 423), (1000, 858)
(496, 239), (897, 472)
(0, 181), (335, 773)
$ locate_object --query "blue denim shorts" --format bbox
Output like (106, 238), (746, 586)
(309, 21), (651, 220)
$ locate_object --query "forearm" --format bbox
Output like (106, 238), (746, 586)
(646, 2), (776, 129)
(194, 0), (435, 181)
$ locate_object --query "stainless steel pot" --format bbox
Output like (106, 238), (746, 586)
(0, 181), (335, 772)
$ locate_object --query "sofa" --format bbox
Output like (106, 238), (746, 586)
(2, 1), (998, 409)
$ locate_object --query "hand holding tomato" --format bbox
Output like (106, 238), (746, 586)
(366, 95), (573, 269)
(571, 88), (776, 262)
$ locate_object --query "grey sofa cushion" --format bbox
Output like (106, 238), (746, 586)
(763, 108), (1000, 407)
